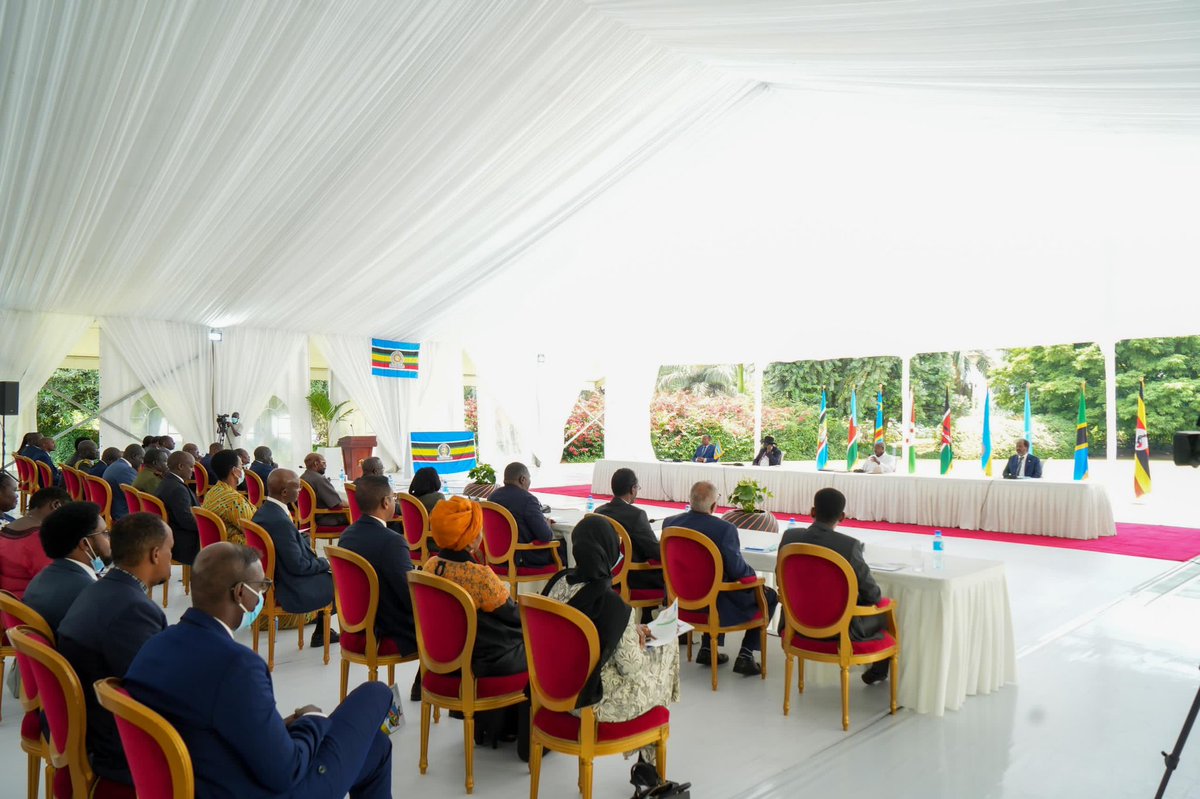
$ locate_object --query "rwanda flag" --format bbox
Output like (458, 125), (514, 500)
(1134, 380), (1151, 497)
(846, 390), (859, 471)
(874, 389), (884, 448)
(939, 388), (953, 475)
(981, 387), (993, 476)
(1023, 384), (1033, 456)
(816, 389), (829, 470)
(906, 393), (916, 474)
(1073, 384), (1089, 481)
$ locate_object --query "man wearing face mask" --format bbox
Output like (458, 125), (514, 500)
(124, 542), (394, 799)
(22, 501), (111, 633)
(58, 512), (173, 787)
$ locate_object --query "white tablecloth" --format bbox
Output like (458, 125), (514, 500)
(590, 460), (1116, 539)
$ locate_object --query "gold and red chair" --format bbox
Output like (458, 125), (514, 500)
(296, 481), (350, 546)
(408, 571), (528, 793)
(34, 460), (54, 493)
(140, 491), (190, 606)
(8, 627), (137, 799)
(1, 589), (56, 799)
(119, 484), (142, 516)
(60, 466), (84, 502)
(344, 482), (362, 523)
(479, 501), (562, 599)
(777, 543), (899, 731)
(191, 506), (228, 550)
(242, 520), (331, 672)
(243, 469), (265, 509)
(396, 492), (433, 566)
(14, 455), (36, 512)
(589, 513), (665, 613)
(660, 526), (769, 691)
(82, 473), (114, 529)
(519, 593), (669, 799)
(191, 464), (209, 501)
(94, 678), (194, 799)
(326, 545), (417, 701)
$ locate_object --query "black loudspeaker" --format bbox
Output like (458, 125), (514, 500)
(0, 382), (17, 415)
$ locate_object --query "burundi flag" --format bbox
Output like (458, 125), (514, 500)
(1023, 384), (1033, 456)
(981, 387), (993, 477)
(1134, 379), (1151, 497)
(846, 389), (859, 471)
(906, 392), (916, 474)
(1073, 383), (1089, 481)
(816, 389), (829, 470)
(939, 388), (953, 475)
(874, 388), (885, 448)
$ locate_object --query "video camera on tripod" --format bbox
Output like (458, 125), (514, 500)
(215, 411), (241, 448)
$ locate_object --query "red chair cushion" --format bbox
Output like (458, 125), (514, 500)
(875, 598), (893, 609)
(339, 632), (407, 656)
(738, 575), (759, 585)
(788, 631), (897, 656)
(679, 608), (763, 626)
(489, 564), (560, 578)
(21, 708), (41, 741)
(423, 671), (529, 699)
(534, 705), (669, 742)
(628, 588), (665, 602)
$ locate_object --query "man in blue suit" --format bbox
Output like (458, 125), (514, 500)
(664, 481), (778, 677)
(251, 467), (337, 647)
(58, 512), (172, 785)
(20, 434), (62, 486)
(102, 443), (144, 519)
(488, 461), (564, 567)
(124, 543), (393, 799)
(692, 435), (719, 463)
(22, 501), (111, 632)
(250, 445), (277, 486)
(88, 447), (120, 477)
(1002, 438), (1043, 479)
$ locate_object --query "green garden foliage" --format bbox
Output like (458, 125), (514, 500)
(563, 390), (604, 462)
(36, 368), (100, 461)
(1115, 336), (1200, 453)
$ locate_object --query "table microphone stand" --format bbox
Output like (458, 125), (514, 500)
(1157, 664), (1200, 799)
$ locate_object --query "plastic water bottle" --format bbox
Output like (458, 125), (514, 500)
(586, 494), (595, 512)
(788, 517), (797, 530)
(339, 468), (346, 484)
(932, 530), (944, 570)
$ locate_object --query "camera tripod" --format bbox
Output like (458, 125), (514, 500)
(1157, 664), (1200, 798)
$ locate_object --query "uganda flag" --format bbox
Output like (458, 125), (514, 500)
(371, 338), (419, 379)
(939, 388), (953, 475)
(1073, 383), (1089, 481)
(846, 389), (859, 471)
(1134, 380), (1151, 497)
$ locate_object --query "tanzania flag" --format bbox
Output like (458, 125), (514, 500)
(410, 432), (476, 474)
(1023, 384), (1033, 456)
(874, 389), (884, 447)
(939, 388), (953, 475)
(816, 389), (829, 470)
(1134, 380), (1151, 497)
(906, 393), (916, 474)
(846, 390), (859, 471)
(371, 338), (420, 379)
(1073, 384), (1089, 481)
(981, 387), (993, 476)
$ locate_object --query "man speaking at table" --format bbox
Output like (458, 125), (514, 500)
(1002, 439), (1042, 479)
(855, 442), (896, 474)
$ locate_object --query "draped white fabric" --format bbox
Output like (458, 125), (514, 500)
(0, 309), (92, 460)
(212, 326), (307, 441)
(98, 334), (148, 446)
(275, 339), (313, 472)
(601, 361), (658, 461)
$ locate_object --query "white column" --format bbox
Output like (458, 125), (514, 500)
(752, 363), (763, 451)
(900, 354), (913, 465)
(1101, 340), (1117, 461)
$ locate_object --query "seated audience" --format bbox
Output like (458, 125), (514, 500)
(156, 435), (176, 451)
(89, 446), (121, 477)
(250, 445), (277, 486)
(594, 468), (663, 592)
(66, 437), (100, 469)
(124, 543), (393, 799)
(359, 456), (385, 478)
(200, 442), (222, 479)
(201, 449), (254, 545)
(21, 434), (62, 486)
(408, 466), (445, 515)
(339, 475), (420, 697)
(856, 441), (897, 474)
(664, 481), (778, 676)
(488, 462), (562, 568)
(543, 516), (680, 763)
(58, 512), (172, 785)
(692, 434), (720, 463)
(752, 435), (783, 467)
(23, 501), (111, 632)
(251, 468), (337, 647)
(0, 471), (17, 524)
(181, 442), (202, 460)
(102, 443), (144, 519)
(780, 487), (889, 684)
(423, 496), (525, 677)
(132, 446), (168, 492)
(235, 448), (252, 490)
(1003, 438), (1043, 479)
(301, 452), (350, 526)
(0, 487), (69, 597)
(155, 450), (201, 565)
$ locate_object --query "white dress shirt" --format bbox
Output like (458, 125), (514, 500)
(861, 452), (897, 474)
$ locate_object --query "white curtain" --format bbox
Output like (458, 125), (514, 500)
(602, 360), (658, 461)
(275, 337), (312, 471)
(212, 325), (307, 443)
(98, 334), (147, 447)
(0, 309), (93, 463)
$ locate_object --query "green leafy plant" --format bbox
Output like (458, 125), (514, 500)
(467, 463), (496, 485)
(306, 386), (353, 448)
(727, 479), (774, 514)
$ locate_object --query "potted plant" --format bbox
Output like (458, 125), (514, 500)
(463, 462), (497, 499)
(721, 479), (780, 532)
(307, 387), (354, 450)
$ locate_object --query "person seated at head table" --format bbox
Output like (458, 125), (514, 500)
(0, 471), (17, 524)
(752, 435), (783, 467)
(123, 542), (394, 799)
(0, 487), (69, 597)
(301, 452), (351, 527)
(855, 442), (896, 474)
(692, 434), (720, 463)
(408, 466), (446, 515)
(487, 462), (565, 568)
(543, 515), (680, 763)
(593, 467), (663, 593)
(23, 501), (111, 633)
(250, 445), (277, 487)
(155, 450), (201, 566)
(201, 449), (255, 545)
(88, 446), (121, 477)
(132, 446), (169, 492)
(103, 443), (144, 519)
(779, 487), (890, 684)
(66, 437), (100, 469)
(1002, 438), (1042, 479)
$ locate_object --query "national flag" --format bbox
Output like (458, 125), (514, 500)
(1134, 380), (1151, 497)
(874, 388), (885, 448)
(1023, 384), (1033, 456)
(713, 440), (723, 461)
(816, 389), (829, 470)
(371, 338), (420, 379)
(846, 390), (859, 471)
(981, 387), (993, 477)
(939, 388), (953, 475)
(906, 392), (916, 474)
(1073, 383), (1089, 481)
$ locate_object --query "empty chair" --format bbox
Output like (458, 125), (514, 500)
(82, 474), (114, 529)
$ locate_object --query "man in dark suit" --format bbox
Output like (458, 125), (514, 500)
(779, 487), (890, 685)
(23, 501), (111, 632)
(155, 450), (201, 565)
(102, 443), (144, 519)
(124, 542), (393, 799)
(250, 445), (276, 486)
(1002, 438), (1043, 479)
(252, 468), (337, 647)
(20, 433), (62, 486)
(692, 434), (719, 463)
(301, 452), (351, 527)
(594, 467), (662, 590)
(88, 447), (121, 477)
(664, 481), (778, 676)
(200, 442), (222, 480)
(488, 461), (563, 567)
(58, 512), (173, 785)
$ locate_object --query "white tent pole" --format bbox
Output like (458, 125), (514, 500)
(1101, 340), (1117, 462)
(752, 363), (763, 454)
(900, 353), (912, 463)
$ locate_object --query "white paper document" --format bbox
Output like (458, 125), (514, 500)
(646, 599), (693, 647)
(868, 562), (907, 572)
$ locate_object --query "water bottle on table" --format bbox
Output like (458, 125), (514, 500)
(586, 494), (594, 512)
(788, 517), (797, 530)
(932, 530), (944, 570)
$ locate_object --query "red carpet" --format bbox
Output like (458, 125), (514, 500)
(538, 484), (1200, 562)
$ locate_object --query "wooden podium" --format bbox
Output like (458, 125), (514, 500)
(336, 436), (377, 481)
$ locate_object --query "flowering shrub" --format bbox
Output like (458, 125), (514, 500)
(563, 390), (605, 462)
(464, 397), (477, 433)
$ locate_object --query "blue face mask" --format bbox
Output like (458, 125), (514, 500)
(84, 538), (105, 574)
(236, 584), (265, 631)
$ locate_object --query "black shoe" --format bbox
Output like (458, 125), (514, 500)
(410, 672), (423, 701)
(310, 627), (339, 648)
(695, 647), (728, 666)
(733, 654), (762, 676)
(862, 663), (890, 685)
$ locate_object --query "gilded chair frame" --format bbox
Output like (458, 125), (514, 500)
(396, 492), (431, 565)
(191, 506), (229, 550)
(478, 501), (563, 599)
(82, 473), (114, 529)
(0, 590), (56, 799)
(138, 491), (191, 604)
(586, 513), (664, 611)
(94, 677), (195, 799)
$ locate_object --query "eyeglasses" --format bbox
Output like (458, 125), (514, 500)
(86, 530), (110, 539)
(234, 579), (273, 593)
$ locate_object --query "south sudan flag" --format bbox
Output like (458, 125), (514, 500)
(1073, 383), (1089, 481)
(939, 388), (953, 475)
(371, 338), (419, 379)
(1134, 380), (1151, 497)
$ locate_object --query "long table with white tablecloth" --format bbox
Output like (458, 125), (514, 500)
(591, 459), (1116, 539)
